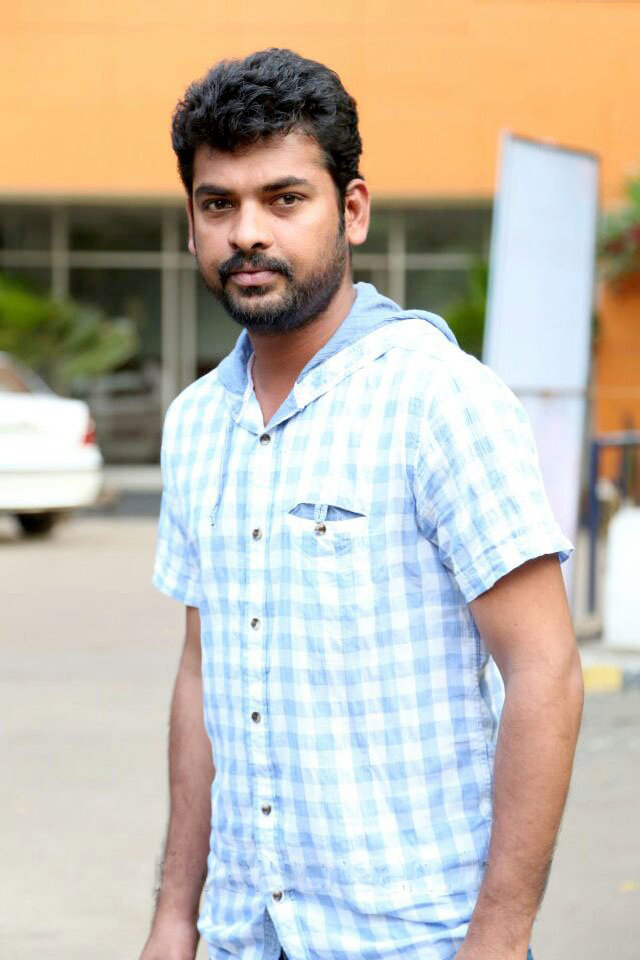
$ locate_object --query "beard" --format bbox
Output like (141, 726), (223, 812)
(195, 219), (349, 335)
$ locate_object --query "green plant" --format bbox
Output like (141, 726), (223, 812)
(442, 257), (488, 359)
(0, 272), (138, 392)
(597, 171), (640, 292)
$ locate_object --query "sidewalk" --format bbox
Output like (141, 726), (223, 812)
(88, 465), (163, 517)
(103, 464), (162, 492)
(579, 642), (640, 693)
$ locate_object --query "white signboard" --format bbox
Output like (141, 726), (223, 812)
(483, 132), (599, 612)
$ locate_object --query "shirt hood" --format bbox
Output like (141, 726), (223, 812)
(216, 281), (458, 398)
(205, 282), (459, 524)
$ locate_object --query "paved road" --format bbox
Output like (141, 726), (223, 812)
(2, 515), (639, 959)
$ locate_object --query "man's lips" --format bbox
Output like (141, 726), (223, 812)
(230, 269), (280, 287)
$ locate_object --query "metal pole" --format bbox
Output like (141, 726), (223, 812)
(587, 439), (599, 614)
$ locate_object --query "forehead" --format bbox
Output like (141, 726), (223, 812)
(192, 130), (330, 192)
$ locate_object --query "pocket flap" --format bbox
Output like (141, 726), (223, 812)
(287, 489), (366, 518)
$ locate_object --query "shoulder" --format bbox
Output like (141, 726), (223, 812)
(431, 347), (524, 413)
(162, 368), (223, 440)
(380, 327), (533, 474)
(382, 320), (523, 421)
(160, 369), (226, 470)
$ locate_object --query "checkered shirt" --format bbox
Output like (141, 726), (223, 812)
(153, 283), (573, 960)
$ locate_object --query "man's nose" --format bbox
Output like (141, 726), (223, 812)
(228, 202), (273, 253)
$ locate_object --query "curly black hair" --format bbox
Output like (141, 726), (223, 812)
(171, 48), (364, 203)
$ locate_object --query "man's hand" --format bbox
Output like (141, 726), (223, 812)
(460, 553), (583, 956)
(139, 606), (214, 960)
(139, 913), (199, 960)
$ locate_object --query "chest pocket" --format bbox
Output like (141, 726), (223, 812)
(284, 492), (371, 632)
(284, 499), (369, 560)
(280, 491), (375, 665)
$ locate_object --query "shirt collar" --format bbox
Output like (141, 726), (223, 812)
(215, 281), (458, 398)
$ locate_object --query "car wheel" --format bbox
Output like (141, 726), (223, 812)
(16, 512), (60, 536)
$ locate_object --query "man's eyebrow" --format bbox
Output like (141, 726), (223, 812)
(194, 177), (313, 200)
(261, 177), (313, 193)
(194, 183), (232, 199)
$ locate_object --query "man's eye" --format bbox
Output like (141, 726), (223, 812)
(274, 194), (301, 206)
(204, 199), (232, 211)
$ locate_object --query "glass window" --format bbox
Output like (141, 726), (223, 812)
(405, 268), (470, 315)
(352, 265), (391, 299)
(69, 268), (163, 463)
(69, 268), (161, 358)
(68, 206), (163, 252)
(359, 209), (393, 254)
(405, 207), (491, 254)
(0, 206), (51, 250)
(179, 207), (191, 252)
(0, 366), (29, 393)
(0, 268), (51, 295)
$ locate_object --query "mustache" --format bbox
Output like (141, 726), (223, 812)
(218, 252), (294, 284)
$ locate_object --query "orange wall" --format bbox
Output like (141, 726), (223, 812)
(595, 279), (640, 442)
(591, 274), (640, 487)
(2, 1), (640, 203)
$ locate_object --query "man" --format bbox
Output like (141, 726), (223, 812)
(141, 48), (583, 960)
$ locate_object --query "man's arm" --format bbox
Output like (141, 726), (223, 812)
(140, 606), (215, 960)
(456, 554), (584, 960)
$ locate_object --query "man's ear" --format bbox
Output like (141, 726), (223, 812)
(343, 179), (370, 249)
(186, 197), (196, 256)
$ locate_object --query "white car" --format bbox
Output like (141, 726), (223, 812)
(0, 353), (103, 535)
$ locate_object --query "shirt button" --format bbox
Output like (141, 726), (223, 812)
(261, 802), (272, 815)
(314, 522), (326, 535)
(259, 433), (271, 445)
(272, 890), (283, 902)
(251, 710), (261, 723)
(252, 528), (262, 541)
(251, 617), (260, 630)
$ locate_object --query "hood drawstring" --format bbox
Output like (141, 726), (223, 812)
(210, 353), (257, 527)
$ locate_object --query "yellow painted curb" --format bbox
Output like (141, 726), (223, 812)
(582, 665), (623, 693)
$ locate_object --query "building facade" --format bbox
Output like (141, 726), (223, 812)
(2, 2), (639, 461)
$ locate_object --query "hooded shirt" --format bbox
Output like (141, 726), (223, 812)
(153, 281), (573, 960)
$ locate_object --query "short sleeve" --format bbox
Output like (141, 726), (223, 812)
(413, 355), (574, 604)
(152, 410), (203, 607)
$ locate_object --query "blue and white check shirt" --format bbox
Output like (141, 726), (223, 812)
(153, 282), (573, 960)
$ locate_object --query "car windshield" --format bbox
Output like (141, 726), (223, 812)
(0, 356), (54, 395)
(0, 367), (29, 393)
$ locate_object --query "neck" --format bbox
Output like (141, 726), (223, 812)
(247, 277), (356, 395)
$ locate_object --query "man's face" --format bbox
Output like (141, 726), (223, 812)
(187, 131), (355, 334)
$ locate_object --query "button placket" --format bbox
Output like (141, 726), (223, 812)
(246, 426), (281, 893)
